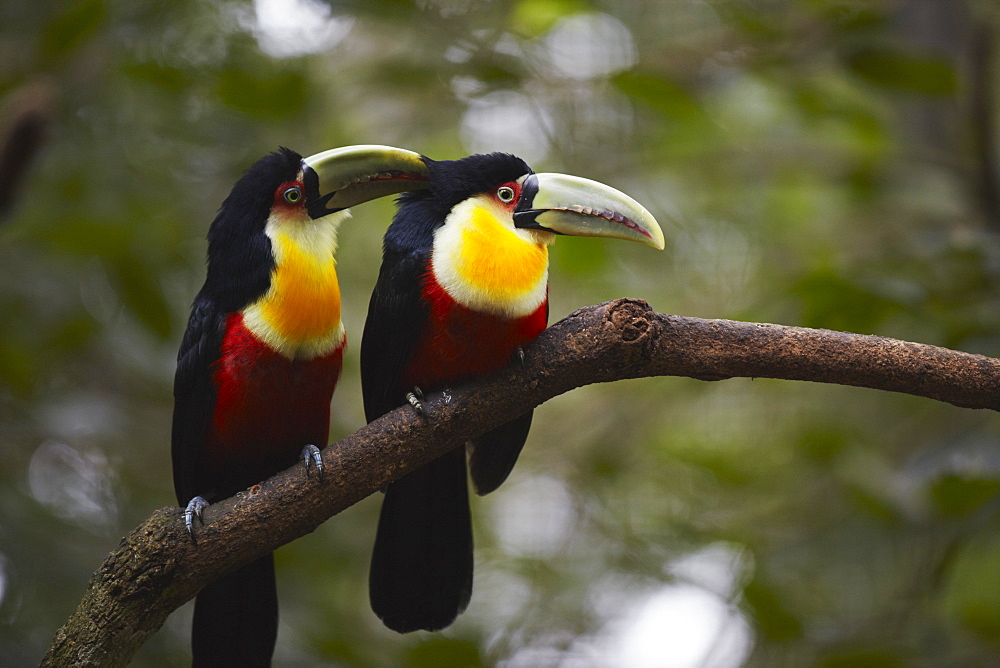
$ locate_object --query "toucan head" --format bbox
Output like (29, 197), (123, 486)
(398, 152), (663, 250)
(211, 145), (430, 236)
(393, 152), (662, 318)
(204, 145), (430, 311)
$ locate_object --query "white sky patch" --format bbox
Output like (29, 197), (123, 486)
(252, 0), (353, 58)
(28, 440), (119, 530)
(467, 569), (533, 631)
(504, 581), (752, 667)
(668, 542), (749, 599)
(543, 13), (637, 80)
(491, 474), (576, 558)
(445, 44), (473, 63)
(606, 584), (753, 667)
(38, 392), (122, 439)
(450, 75), (486, 102)
(461, 90), (552, 164)
(569, 545), (753, 666)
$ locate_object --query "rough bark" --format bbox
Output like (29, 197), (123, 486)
(42, 299), (1000, 666)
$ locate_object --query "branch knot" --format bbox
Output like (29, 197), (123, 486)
(607, 298), (653, 343)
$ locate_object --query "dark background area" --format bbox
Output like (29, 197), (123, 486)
(2, 0), (1000, 665)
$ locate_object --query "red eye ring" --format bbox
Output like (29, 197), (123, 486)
(283, 186), (302, 204)
(274, 181), (305, 207)
(494, 181), (521, 207)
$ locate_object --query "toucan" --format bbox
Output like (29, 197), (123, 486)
(361, 152), (663, 633)
(171, 145), (430, 666)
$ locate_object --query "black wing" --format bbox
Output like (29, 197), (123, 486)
(362, 244), (476, 632)
(360, 247), (432, 422)
(467, 410), (534, 495)
(468, 298), (547, 495)
(171, 295), (227, 506)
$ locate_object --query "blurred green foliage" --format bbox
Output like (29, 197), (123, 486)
(2, 0), (1000, 665)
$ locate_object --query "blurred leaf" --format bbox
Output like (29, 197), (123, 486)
(46, 315), (99, 356)
(550, 237), (609, 277)
(791, 267), (903, 332)
(369, 60), (453, 90)
(743, 576), (803, 642)
(41, 0), (106, 62)
(336, 0), (417, 20)
(929, 475), (1000, 517)
(120, 62), (193, 94)
(663, 441), (755, 486)
(845, 160), (881, 203)
(942, 533), (1000, 645)
(797, 429), (847, 465)
(845, 485), (902, 525)
(469, 61), (522, 86)
(39, 217), (131, 257)
(407, 637), (482, 668)
(510, 0), (591, 37)
(844, 47), (958, 96)
(614, 71), (708, 126)
(109, 256), (173, 339)
(817, 647), (906, 668)
(0, 336), (37, 394)
(314, 635), (367, 665)
(789, 81), (887, 154)
(715, 4), (786, 40)
(809, 1), (887, 33)
(215, 67), (309, 119)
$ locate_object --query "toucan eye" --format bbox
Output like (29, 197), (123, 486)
(497, 186), (516, 203)
(283, 187), (302, 204)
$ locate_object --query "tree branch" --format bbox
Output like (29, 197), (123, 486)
(42, 299), (1000, 665)
(0, 80), (54, 223)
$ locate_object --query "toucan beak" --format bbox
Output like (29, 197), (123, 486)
(513, 173), (664, 250)
(301, 145), (430, 219)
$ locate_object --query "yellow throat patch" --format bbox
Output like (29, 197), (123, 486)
(243, 210), (347, 359)
(431, 197), (551, 317)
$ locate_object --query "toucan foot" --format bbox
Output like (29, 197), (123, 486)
(515, 346), (526, 367)
(302, 444), (324, 477)
(184, 496), (209, 539)
(406, 386), (425, 415)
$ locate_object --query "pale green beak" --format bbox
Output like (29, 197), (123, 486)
(513, 172), (664, 250)
(302, 145), (430, 218)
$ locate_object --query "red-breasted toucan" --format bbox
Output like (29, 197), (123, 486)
(171, 145), (429, 666)
(361, 152), (663, 633)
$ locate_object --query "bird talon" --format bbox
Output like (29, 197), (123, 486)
(184, 496), (209, 540)
(516, 346), (525, 367)
(406, 387), (425, 415)
(302, 444), (324, 478)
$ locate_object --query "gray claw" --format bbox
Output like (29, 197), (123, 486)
(302, 444), (323, 477)
(516, 346), (525, 367)
(184, 496), (209, 539)
(406, 386), (425, 415)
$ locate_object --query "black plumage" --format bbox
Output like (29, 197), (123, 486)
(362, 153), (540, 633)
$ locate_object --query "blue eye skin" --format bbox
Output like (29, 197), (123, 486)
(497, 186), (515, 203)
(283, 187), (302, 204)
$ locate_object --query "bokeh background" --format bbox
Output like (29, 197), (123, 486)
(3, 0), (1000, 665)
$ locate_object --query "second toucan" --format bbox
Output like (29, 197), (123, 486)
(361, 152), (663, 633)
